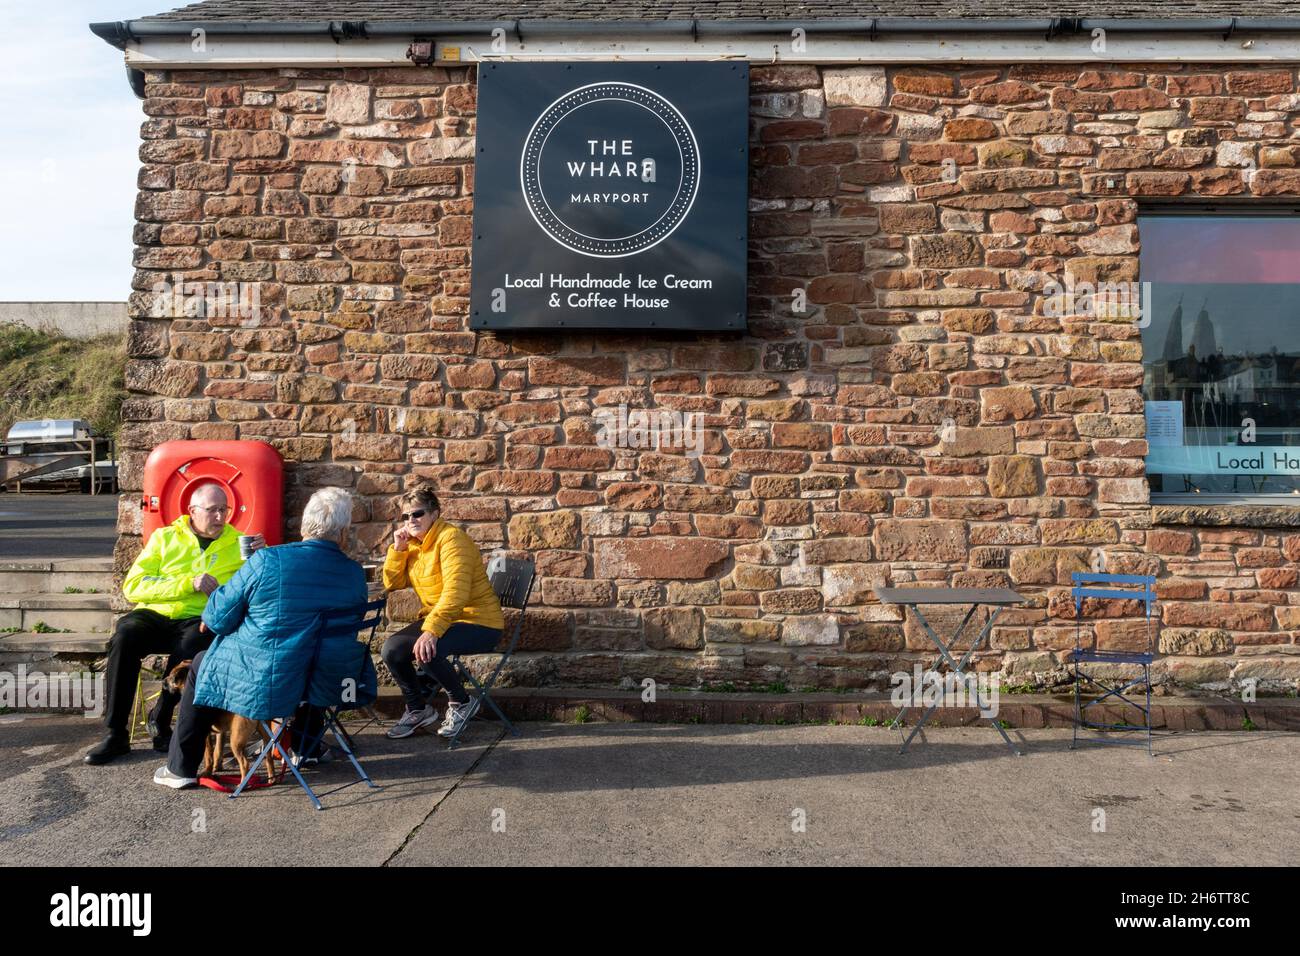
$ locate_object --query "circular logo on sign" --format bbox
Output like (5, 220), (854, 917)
(520, 82), (699, 258)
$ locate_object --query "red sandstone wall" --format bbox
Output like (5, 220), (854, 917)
(117, 63), (1300, 691)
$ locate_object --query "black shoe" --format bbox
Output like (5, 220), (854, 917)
(146, 708), (171, 740)
(84, 733), (131, 766)
(151, 732), (172, 754)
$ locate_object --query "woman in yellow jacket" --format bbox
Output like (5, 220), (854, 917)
(381, 486), (504, 740)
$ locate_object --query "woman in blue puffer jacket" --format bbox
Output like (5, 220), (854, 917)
(154, 487), (377, 789)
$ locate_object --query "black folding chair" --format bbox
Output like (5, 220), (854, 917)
(443, 556), (535, 749)
(335, 593), (395, 738)
(232, 597), (387, 810)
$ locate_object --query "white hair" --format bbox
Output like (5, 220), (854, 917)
(301, 487), (353, 540)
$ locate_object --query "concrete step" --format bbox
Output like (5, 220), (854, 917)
(0, 593), (115, 633)
(0, 630), (111, 656)
(0, 559), (115, 594)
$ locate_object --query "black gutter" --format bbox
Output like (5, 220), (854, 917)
(90, 16), (1300, 51)
(126, 66), (146, 98)
(89, 20), (135, 49)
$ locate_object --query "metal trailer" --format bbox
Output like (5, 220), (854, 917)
(0, 419), (117, 494)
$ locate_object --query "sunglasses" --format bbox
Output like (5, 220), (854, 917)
(400, 509), (428, 522)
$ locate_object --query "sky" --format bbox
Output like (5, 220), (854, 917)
(0, 1), (150, 301)
(1140, 216), (1300, 357)
(1141, 216), (1300, 284)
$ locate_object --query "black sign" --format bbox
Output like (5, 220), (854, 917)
(469, 62), (749, 331)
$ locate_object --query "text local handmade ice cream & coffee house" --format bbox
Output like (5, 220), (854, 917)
(91, 6), (1300, 694)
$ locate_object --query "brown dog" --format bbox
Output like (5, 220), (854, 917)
(164, 660), (277, 784)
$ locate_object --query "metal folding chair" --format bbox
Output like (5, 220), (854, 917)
(442, 556), (535, 749)
(129, 664), (163, 744)
(232, 597), (387, 810)
(1070, 573), (1157, 756)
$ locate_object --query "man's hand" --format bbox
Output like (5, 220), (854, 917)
(413, 631), (438, 665)
(394, 527), (413, 551)
(192, 573), (219, 595)
(245, 533), (266, 552)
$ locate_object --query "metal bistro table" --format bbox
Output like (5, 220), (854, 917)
(874, 587), (1027, 757)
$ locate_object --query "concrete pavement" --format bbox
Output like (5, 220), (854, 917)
(2, 713), (1296, 866)
(0, 712), (490, 866)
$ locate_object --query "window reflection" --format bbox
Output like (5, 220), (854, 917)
(1140, 215), (1300, 498)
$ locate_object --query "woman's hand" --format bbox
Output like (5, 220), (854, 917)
(192, 573), (219, 595)
(393, 527), (413, 551)
(413, 631), (438, 665)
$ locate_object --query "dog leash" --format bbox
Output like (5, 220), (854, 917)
(198, 771), (280, 793)
(197, 745), (290, 793)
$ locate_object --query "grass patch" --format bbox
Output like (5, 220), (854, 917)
(571, 704), (593, 724)
(63, 586), (84, 594)
(0, 324), (126, 440)
(1241, 716), (1258, 732)
(30, 621), (72, 634)
(859, 716), (903, 728)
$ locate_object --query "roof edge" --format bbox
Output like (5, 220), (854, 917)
(90, 15), (1300, 51)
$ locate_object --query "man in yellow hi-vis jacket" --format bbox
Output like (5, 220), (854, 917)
(84, 482), (263, 766)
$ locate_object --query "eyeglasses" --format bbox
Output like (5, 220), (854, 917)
(400, 509), (427, 522)
(191, 505), (229, 515)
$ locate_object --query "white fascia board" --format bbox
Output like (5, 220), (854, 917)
(124, 35), (417, 68)
(123, 31), (1300, 69)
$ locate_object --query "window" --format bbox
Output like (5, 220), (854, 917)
(1140, 211), (1300, 500)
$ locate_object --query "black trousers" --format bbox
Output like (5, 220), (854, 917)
(167, 649), (328, 779)
(381, 621), (504, 709)
(104, 608), (212, 734)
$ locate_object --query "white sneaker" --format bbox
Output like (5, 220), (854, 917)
(386, 704), (440, 739)
(153, 765), (197, 789)
(437, 696), (480, 738)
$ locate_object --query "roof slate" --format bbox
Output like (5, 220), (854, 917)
(135, 1), (1300, 23)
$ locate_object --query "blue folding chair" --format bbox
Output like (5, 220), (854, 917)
(1070, 573), (1157, 756)
(232, 598), (387, 810)
(442, 556), (535, 749)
